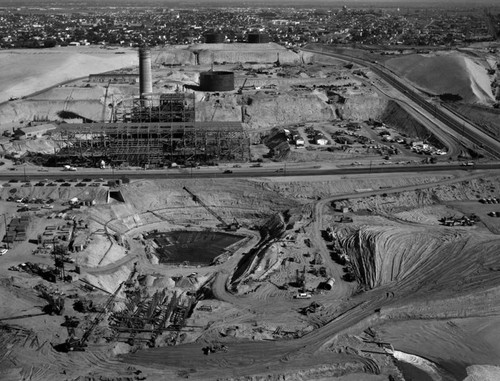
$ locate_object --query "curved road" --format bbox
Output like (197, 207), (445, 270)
(302, 44), (500, 159)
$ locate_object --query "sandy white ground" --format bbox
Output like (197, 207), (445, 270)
(0, 46), (137, 103)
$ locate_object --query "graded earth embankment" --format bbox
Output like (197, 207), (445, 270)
(385, 52), (495, 104)
(339, 225), (500, 292)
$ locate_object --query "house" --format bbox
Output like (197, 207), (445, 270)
(315, 136), (328, 145)
(295, 137), (305, 147)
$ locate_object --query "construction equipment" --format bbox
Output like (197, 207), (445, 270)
(58, 281), (125, 352)
(300, 301), (323, 315)
(35, 284), (65, 315)
(203, 343), (228, 355)
(102, 80), (111, 123)
(183, 187), (240, 231)
(236, 78), (248, 95)
(295, 266), (306, 290)
(61, 316), (80, 339)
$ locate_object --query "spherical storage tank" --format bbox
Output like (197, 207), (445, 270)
(199, 71), (235, 91)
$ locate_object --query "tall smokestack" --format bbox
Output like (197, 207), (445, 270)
(139, 47), (153, 98)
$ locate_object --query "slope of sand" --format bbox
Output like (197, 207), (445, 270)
(0, 47), (138, 103)
(385, 52), (495, 104)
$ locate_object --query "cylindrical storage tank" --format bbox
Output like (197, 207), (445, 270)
(139, 47), (153, 96)
(247, 33), (270, 43)
(204, 33), (225, 44)
(324, 277), (335, 290)
(199, 71), (235, 91)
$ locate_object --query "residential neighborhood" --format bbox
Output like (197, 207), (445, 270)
(0, 5), (498, 49)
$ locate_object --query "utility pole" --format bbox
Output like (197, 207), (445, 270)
(2, 214), (9, 249)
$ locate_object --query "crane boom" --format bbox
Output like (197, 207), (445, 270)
(101, 80), (111, 123)
(183, 186), (227, 226)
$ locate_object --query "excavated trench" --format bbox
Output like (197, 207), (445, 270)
(149, 230), (245, 265)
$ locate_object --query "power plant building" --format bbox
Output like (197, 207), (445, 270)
(119, 93), (196, 123)
(54, 121), (250, 166)
(53, 46), (248, 167)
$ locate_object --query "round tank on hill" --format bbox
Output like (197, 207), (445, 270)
(199, 71), (235, 91)
(247, 33), (270, 43)
(204, 33), (225, 44)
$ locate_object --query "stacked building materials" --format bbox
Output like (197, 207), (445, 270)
(3, 217), (30, 244)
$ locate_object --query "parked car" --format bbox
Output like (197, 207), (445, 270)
(294, 293), (312, 299)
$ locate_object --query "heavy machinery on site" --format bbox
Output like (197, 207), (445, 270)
(183, 187), (240, 231)
(56, 264), (138, 352)
(203, 342), (228, 355)
(57, 280), (125, 352)
(36, 284), (65, 315)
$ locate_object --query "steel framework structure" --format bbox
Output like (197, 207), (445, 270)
(53, 121), (250, 166)
(118, 93), (195, 123)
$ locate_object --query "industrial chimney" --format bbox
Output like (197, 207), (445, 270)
(139, 46), (153, 99)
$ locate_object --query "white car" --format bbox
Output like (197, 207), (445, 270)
(0, 249), (8, 256)
(294, 293), (312, 299)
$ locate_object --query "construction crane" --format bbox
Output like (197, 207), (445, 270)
(101, 80), (111, 123)
(59, 280), (125, 352)
(183, 187), (240, 231)
(236, 78), (248, 95)
(296, 266), (306, 291)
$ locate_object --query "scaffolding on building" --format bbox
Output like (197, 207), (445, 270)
(53, 121), (250, 166)
(118, 93), (196, 123)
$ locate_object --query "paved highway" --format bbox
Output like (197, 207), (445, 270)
(302, 45), (500, 159)
(1, 163), (500, 182)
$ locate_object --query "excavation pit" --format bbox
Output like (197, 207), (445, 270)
(149, 230), (245, 265)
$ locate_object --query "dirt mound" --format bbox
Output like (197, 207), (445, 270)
(2, 137), (58, 155)
(339, 225), (500, 292)
(386, 52), (495, 104)
(154, 46), (197, 66)
(447, 103), (500, 139)
(339, 92), (387, 121)
(244, 92), (336, 128)
(0, 99), (103, 123)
